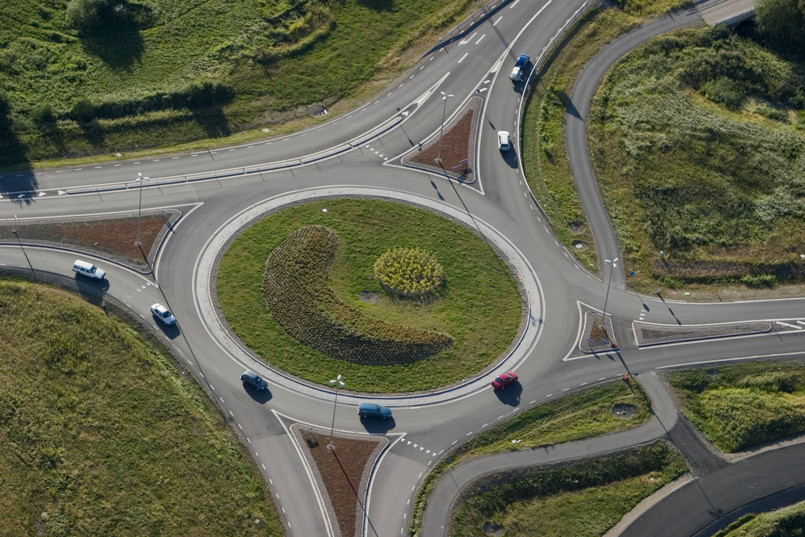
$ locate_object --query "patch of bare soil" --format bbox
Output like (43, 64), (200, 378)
(0, 211), (178, 270)
(405, 96), (481, 181)
(579, 310), (618, 353)
(300, 429), (387, 537)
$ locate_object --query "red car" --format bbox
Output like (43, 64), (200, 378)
(491, 371), (518, 390)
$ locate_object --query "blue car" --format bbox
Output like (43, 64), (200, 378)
(358, 402), (392, 420)
(240, 370), (268, 391)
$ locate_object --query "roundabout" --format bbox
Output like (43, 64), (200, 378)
(2, 1), (805, 536)
(193, 186), (544, 401)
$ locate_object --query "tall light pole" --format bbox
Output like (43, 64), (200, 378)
(328, 374), (345, 450)
(135, 172), (150, 246)
(601, 257), (618, 333)
(436, 91), (454, 164)
(12, 214), (36, 280)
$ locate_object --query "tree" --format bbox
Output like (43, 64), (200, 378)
(755, 0), (805, 57)
(65, 0), (132, 35)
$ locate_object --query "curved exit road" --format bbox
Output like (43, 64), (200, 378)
(2, 1), (804, 536)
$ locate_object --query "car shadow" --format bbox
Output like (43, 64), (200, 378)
(154, 319), (181, 340)
(74, 276), (109, 306)
(360, 417), (396, 434)
(501, 148), (519, 170)
(494, 383), (522, 406)
(243, 384), (273, 404)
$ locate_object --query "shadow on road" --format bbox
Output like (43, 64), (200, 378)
(243, 384), (273, 404)
(153, 319), (181, 340)
(494, 383), (522, 406)
(500, 148), (519, 170)
(75, 275), (110, 306)
(360, 417), (395, 434)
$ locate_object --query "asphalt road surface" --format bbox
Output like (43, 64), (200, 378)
(5, 1), (805, 536)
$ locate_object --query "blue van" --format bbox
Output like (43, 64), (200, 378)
(358, 403), (392, 420)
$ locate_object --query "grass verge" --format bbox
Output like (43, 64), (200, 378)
(520, 0), (691, 274)
(667, 360), (805, 452)
(0, 279), (282, 536)
(217, 198), (523, 393)
(713, 500), (805, 537)
(409, 381), (652, 535)
(588, 24), (805, 292)
(1, 0), (478, 166)
(447, 442), (686, 537)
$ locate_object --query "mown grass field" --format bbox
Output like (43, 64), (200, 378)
(448, 442), (686, 537)
(0, 0), (475, 165)
(217, 199), (523, 393)
(521, 0), (691, 273)
(588, 25), (805, 291)
(668, 360), (805, 452)
(713, 500), (805, 537)
(409, 381), (652, 535)
(0, 280), (282, 536)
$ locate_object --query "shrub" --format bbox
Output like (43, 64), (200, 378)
(702, 76), (746, 110)
(741, 274), (776, 287)
(373, 247), (444, 298)
(65, 0), (133, 35)
(70, 98), (95, 123)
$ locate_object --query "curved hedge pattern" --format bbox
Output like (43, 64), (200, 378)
(262, 225), (453, 365)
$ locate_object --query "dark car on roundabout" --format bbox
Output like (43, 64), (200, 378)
(240, 370), (268, 391)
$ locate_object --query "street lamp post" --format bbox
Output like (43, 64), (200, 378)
(135, 172), (150, 246)
(328, 374), (345, 449)
(601, 257), (618, 334)
(436, 91), (454, 164)
(12, 214), (36, 279)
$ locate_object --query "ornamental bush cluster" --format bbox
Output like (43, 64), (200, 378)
(262, 226), (453, 365)
(373, 247), (445, 298)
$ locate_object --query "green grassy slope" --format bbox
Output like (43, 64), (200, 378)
(0, 280), (282, 536)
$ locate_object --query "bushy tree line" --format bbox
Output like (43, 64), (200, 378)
(756, 0), (805, 58)
(65, 0), (135, 35)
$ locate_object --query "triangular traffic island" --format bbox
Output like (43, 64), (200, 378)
(577, 303), (618, 354)
(403, 95), (481, 185)
(292, 424), (389, 537)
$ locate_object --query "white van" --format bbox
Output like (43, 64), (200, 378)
(72, 259), (106, 280)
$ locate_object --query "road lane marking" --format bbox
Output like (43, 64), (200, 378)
(492, 15), (502, 26)
(458, 52), (468, 64)
(459, 32), (477, 45)
(510, 0), (521, 6)
(777, 321), (802, 329)
(475, 33), (486, 45)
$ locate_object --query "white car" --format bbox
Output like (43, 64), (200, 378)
(150, 303), (176, 326)
(510, 53), (530, 82)
(497, 131), (511, 151)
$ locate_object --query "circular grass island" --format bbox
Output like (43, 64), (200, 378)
(217, 199), (524, 393)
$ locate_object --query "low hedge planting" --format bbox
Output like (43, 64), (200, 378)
(217, 199), (523, 392)
(262, 225), (453, 365)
